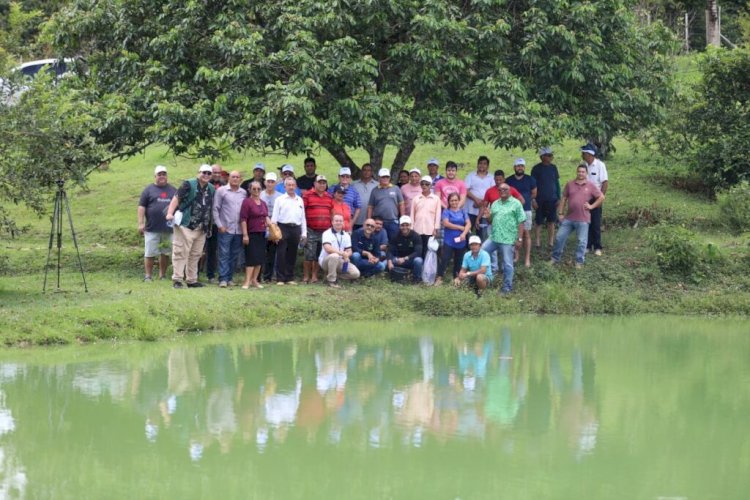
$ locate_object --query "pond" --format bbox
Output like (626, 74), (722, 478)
(0, 316), (748, 499)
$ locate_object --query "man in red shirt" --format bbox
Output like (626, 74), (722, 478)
(483, 170), (524, 206)
(302, 175), (334, 283)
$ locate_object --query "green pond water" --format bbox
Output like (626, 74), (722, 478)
(0, 316), (748, 499)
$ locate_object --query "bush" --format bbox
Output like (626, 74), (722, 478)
(717, 182), (750, 234)
(647, 224), (700, 275)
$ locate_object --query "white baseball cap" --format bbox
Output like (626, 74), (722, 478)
(378, 168), (391, 177)
(427, 158), (439, 166)
(253, 162), (266, 171)
(399, 215), (412, 225)
(469, 235), (482, 245)
(339, 167), (352, 176)
(281, 164), (294, 173)
(198, 164), (212, 173)
(420, 175), (432, 184)
(409, 167), (421, 174)
(154, 165), (167, 175)
(265, 172), (278, 182)
(514, 158), (526, 166)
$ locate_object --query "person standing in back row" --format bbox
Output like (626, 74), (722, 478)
(531, 147), (560, 250)
(581, 144), (608, 256)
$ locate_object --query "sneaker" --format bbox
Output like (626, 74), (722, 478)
(173, 281), (184, 289)
(575, 263), (583, 269)
(207, 278), (216, 284)
(219, 281), (228, 288)
(187, 282), (205, 288)
(327, 281), (341, 289)
(287, 281), (298, 286)
(143, 276), (152, 282)
(227, 281), (235, 287)
(594, 249), (602, 256)
(276, 281), (285, 286)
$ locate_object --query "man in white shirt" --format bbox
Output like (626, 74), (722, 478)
(271, 178), (307, 284)
(319, 214), (360, 288)
(464, 155), (494, 239)
(581, 144), (609, 256)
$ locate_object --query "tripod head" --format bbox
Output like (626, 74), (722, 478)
(55, 179), (66, 190)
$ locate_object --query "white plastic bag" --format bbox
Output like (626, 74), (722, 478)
(422, 237), (439, 284)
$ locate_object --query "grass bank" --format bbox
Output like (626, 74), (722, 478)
(1, 140), (749, 346)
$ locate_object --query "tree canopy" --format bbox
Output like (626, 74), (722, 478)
(53, 0), (675, 173)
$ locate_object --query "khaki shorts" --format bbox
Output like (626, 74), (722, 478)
(144, 231), (173, 258)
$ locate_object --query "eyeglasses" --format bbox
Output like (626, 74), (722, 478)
(156, 172), (167, 176)
(200, 171), (212, 175)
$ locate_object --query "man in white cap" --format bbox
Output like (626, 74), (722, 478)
(367, 168), (405, 241)
(275, 164), (301, 195)
(386, 215), (423, 282)
(138, 165), (177, 281)
(580, 144), (608, 256)
(328, 167), (362, 225)
(166, 164), (217, 288)
(531, 147), (560, 249)
(352, 163), (378, 231)
(318, 214), (361, 288)
(506, 158), (537, 268)
(213, 170), (247, 287)
(426, 158), (444, 185)
(456, 235), (493, 293)
(400, 167), (423, 214)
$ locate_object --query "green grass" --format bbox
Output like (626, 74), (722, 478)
(1, 139), (748, 346)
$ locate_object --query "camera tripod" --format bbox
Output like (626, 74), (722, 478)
(43, 180), (88, 292)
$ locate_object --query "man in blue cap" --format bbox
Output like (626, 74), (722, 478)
(580, 144), (609, 256)
(531, 147), (560, 250)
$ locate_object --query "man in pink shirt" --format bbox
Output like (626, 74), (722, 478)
(400, 167), (423, 214)
(434, 161), (467, 208)
(410, 176), (442, 257)
(550, 164), (605, 268)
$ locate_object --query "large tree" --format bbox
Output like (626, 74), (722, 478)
(53, 0), (674, 174)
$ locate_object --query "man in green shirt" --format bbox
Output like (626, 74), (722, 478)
(481, 183), (526, 294)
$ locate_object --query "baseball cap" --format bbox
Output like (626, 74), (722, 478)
(469, 235), (482, 245)
(253, 162), (265, 171)
(581, 144), (597, 155)
(198, 164), (212, 173)
(265, 172), (278, 182)
(399, 215), (412, 225)
(280, 164), (294, 173)
(315, 174), (327, 182)
(154, 165), (167, 175)
(427, 158), (439, 166)
(514, 158), (526, 166)
(539, 147), (553, 156)
(339, 167), (352, 176)
(409, 167), (421, 174)
(378, 168), (391, 177)
(420, 175), (432, 184)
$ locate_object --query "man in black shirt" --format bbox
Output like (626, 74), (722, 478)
(296, 157), (318, 192)
(386, 215), (423, 283)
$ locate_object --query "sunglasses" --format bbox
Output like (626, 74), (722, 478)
(365, 224), (375, 228)
(200, 171), (212, 175)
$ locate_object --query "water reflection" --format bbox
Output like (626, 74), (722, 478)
(0, 318), (749, 498)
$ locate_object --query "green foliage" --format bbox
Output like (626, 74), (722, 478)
(53, 0), (675, 172)
(647, 224), (700, 274)
(717, 181), (750, 234)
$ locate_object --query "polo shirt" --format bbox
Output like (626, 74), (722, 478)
(489, 197), (526, 244)
(484, 186), (523, 205)
(387, 230), (422, 260)
(318, 228), (352, 266)
(352, 179), (378, 225)
(410, 193), (442, 236)
(506, 174), (537, 211)
(303, 189), (333, 232)
(562, 180), (603, 223)
(462, 250), (493, 280)
(212, 185), (247, 234)
(368, 185), (403, 221)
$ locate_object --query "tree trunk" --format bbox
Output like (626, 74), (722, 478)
(366, 142), (386, 171)
(706, 0), (720, 47)
(324, 144), (359, 178)
(390, 141), (416, 178)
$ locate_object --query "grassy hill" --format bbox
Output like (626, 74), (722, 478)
(0, 139), (748, 346)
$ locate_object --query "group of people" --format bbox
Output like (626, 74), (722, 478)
(137, 145), (608, 294)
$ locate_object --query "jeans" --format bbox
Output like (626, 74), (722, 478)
(481, 240), (515, 292)
(588, 206), (602, 251)
(438, 245), (466, 278)
(389, 256), (423, 282)
(552, 220), (589, 264)
(383, 220), (399, 243)
(351, 252), (386, 277)
(218, 232), (243, 282)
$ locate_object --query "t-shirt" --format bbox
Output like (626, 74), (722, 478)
(506, 174), (537, 211)
(328, 184), (362, 216)
(332, 200), (352, 232)
(400, 183), (422, 214)
(296, 175), (317, 192)
(260, 189), (282, 216)
(318, 228), (352, 267)
(139, 183), (176, 233)
(352, 228), (384, 257)
(489, 197), (526, 244)
(434, 178), (467, 207)
(368, 185), (404, 221)
(464, 171), (494, 216)
(562, 180), (603, 223)
(303, 190), (334, 231)
(530, 163), (560, 202)
(275, 183), (302, 196)
(484, 186), (523, 205)
(442, 208), (469, 249)
(351, 179), (378, 225)
(462, 250), (493, 280)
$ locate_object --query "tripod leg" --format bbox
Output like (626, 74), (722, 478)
(56, 190), (63, 290)
(62, 190), (88, 292)
(43, 191), (60, 292)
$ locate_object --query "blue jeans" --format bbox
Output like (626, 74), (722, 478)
(481, 240), (515, 293)
(218, 232), (244, 282)
(383, 220), (399, 243)
(351, 252), (386, 277)
(389, 256), (423, 282)
(552, 220), (589, 264)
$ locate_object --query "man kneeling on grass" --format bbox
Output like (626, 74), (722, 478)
(386, 215), (423, 283)
(319, 214), (360, 288)
(455, 235), (492, 295)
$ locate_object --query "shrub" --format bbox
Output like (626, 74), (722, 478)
(717, 182), (750, 234)
(647, 224), (700, 275)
